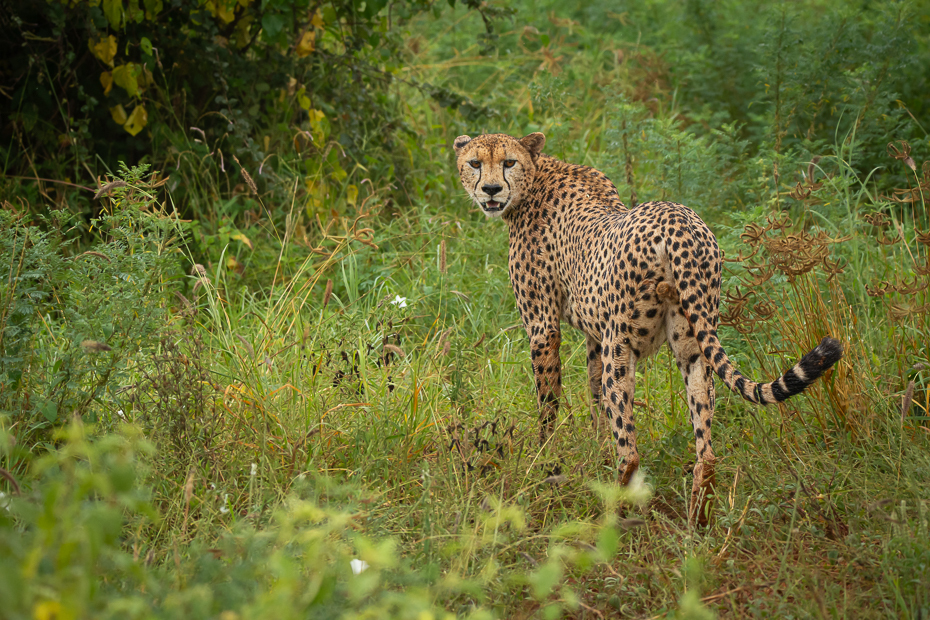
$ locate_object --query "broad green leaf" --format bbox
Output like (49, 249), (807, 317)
(38, 400), (58, 423)
(140, 36), (152, 56)
(123, 104), (148, 136)
(102, 0), (123, 28)
(112, 63), (139, 97)
(365, 0), (388, 17)
(262, 12), (285, 38)
(143, 0), (163, 19)
(88, 35), (117, 67)
(127, 0), (144, 23)
(321, 6), (337, 27)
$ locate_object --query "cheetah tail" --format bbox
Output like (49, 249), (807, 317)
(699, 333), (844, 405)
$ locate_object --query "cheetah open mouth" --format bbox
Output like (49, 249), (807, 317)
(483, 200), (505, 212)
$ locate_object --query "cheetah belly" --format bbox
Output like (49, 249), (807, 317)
(560, 293), (584, 331)
(570, 241), (673, 360)
(626, 298), (669, 358)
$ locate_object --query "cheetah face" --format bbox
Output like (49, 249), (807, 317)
(453, 132), (546, 218)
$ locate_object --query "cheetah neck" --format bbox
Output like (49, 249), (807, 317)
(502, 155), (626, 229)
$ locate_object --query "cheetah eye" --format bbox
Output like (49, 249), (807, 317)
(468, 160), (481, 169)
(503, 159), (517, 169)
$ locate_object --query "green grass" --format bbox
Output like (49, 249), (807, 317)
(3, 0), (930, 617)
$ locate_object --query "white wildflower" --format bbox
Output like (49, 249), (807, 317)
(390, 295), (408, 308)
(350, 558), (369, 575)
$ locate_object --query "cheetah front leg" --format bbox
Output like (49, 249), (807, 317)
(527, 323), (562, 445)
(668, 312), (717, 527)
(586, 335), (603, 433)
(601, 332), (640, 485)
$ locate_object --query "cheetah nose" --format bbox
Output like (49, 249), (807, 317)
(482, 184), (503, 197)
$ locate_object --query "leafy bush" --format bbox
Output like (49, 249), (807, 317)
(0, 0), (506, 216)
(0, 421), (495, 620)
(0, 164), (181, 448)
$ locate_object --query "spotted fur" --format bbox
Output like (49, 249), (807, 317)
(453, 132), (843, 525)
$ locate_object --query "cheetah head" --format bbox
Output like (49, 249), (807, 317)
(453, 132), (545, 218)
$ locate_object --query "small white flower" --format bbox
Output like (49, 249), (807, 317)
(250, 463), (257, 477)
(350, 558), (369, 575)
(219, 493), (230, 514)
(390, 295), (408, 308)
(116, 409), (125, 419)
(0, 492), (9, 512)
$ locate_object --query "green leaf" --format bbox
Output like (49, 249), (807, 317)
(321, 6), (337, 25)
(127, 0), (144, 23)
(38, 400), (58, 423)
(140, 36), (152, 56)
(365, 0), (388, 17)
(112, 63), (140, 97)
(262, 13), (285, 39)
(102, 0), (123, 28)
(143, 0), (163, 19)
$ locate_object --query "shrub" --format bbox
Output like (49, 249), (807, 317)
(0, 164), (181, 448)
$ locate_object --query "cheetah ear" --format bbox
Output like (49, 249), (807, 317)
(519, 132), (545, 159)
(453, 135), (472, 153)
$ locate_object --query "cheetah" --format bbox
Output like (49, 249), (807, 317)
(453, 132), (843, 525)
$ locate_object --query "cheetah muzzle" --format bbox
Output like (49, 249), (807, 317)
(453, 131), (844, 527)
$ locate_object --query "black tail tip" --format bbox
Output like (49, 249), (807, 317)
(813, 336), (844, 368)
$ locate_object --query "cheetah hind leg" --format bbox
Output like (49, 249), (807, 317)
(601, 335), (640, 486)
(585, 335), (604, 435)
(687, 366), (717, 528)
(668, 317), (717, 527)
